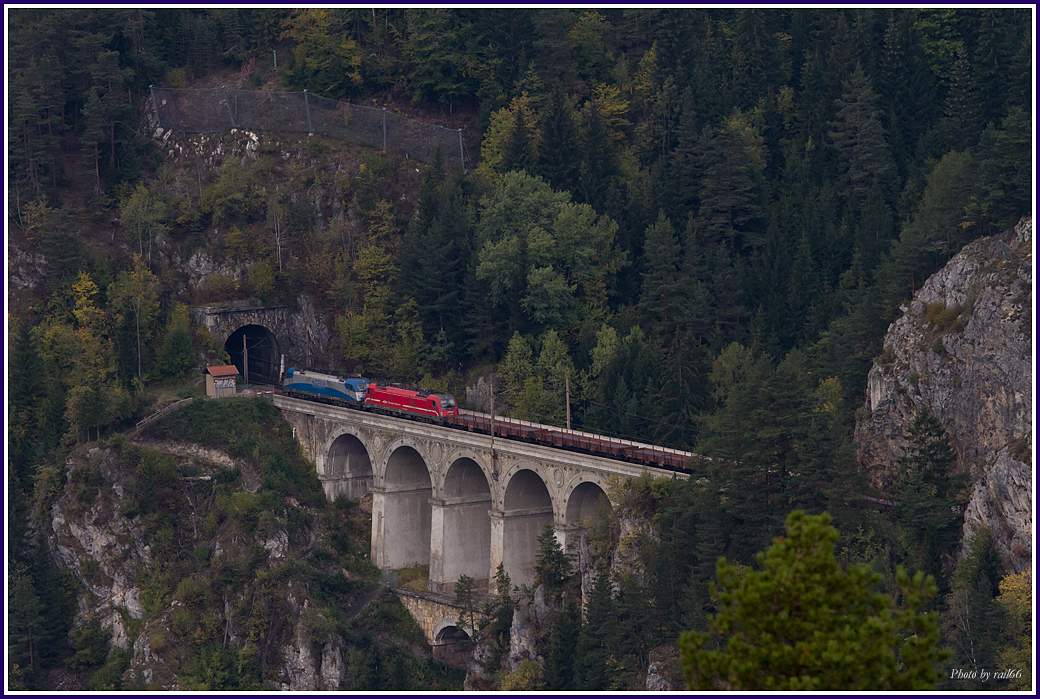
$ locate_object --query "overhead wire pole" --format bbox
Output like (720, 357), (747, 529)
(565, 372), (571, 430)
(490, 383), (497, 480)
(241, 335), (271, 390)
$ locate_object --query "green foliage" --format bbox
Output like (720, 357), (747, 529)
(178, 645), (264, 691)
(6, 565), (46, 680)
(356, 588), (428, 647)
(533, 523), (574, 592)
(452, 573), (478, 639)
(280, 9), (363, 96)
(680, 511), (949, 690)
(542, 599), (580, 689)
(476, 170), (624, 335)
(155, 303), (197, 379)
(145, 397), (324, 506)
(500, 659), (545, 691)
(893, 410), (966, 588)
(87, 647), (131, 691)
(69, 618), (112, 670)
(993, 569), (1032, 690)
(938, 526), (1005, 690)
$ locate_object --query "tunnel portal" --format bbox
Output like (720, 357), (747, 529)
(225, 324), (282, 385)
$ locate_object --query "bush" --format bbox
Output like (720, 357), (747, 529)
(500, 660), (544, 690)
(175, 576), (207, 608)
(69, 618), (111, 670)
(924, 301), (965, 333)
(170, 605), (194, 638)
(87, 647), (131, 691)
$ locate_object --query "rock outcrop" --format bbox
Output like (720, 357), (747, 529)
(47, 441), (347, 690)
(855, 218), (1032, 571)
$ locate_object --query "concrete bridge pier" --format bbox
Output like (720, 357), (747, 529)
(492, 507), (554, 589)
(371, 483), (432, 570)
(428, 495), (492, 593)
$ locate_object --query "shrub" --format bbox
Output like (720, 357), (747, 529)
(500, 660), (544, 691)
(82, 559), (101, 583)
(170, 605), (194, 638)
(175, 576), (207, 608)
(924, 301), (965, 333)
(69, 618), (111, 669)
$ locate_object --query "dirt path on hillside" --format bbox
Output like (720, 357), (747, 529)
(130, 437), (262, 493)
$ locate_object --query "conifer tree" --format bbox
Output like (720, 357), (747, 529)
(502, 103), (536, 174)
(894, 409), (966, 592)
(533, 523), (573, 593)
(535, 87), (580, 194)
(542, 599), (580, 689)
(828, 63), (897, 206)
(680, 511), (949, 690)
(574, 563), (615, 690)
(638, 211), (683, 341)
(938, 526), (1004, 690)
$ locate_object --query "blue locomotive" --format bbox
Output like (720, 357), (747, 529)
(282, 368), (370, 405)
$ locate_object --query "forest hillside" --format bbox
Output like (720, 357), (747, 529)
(6, 7), (1033, 691)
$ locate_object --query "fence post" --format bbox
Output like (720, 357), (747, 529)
(457, 128), (465, 171)
(304, 89), (313, 134)
(222, 85), (237, 129)
(382, 107), (387, 152)
(149, 85), (164, 129)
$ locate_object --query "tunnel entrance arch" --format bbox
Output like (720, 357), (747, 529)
(225, 324), (282, 385)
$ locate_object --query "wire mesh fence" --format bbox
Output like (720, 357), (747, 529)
(151, 86), (467, 170)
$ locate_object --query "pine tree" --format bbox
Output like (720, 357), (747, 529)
(680, 511), (950, 690)
(502, 103), (536, 174)
(535, 86), (580, 194)
(7, 565), (45, 684)
(879, 11), (937, 176)
(542, 599), (580, 689)
(574, 563), (615, 689)
(936, 46), (982, 151)
(534, 522), (573, 592)
(453, 573), (478, 642)
(894, 409), (966, 591)
(828, 63), (897, 206)
(637, 211), (683, 341)
(696, 115), (766, 253)
(576, 99), (618, 213)
(938, 526), (1004, 691)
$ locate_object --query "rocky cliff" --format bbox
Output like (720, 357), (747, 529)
(855, 217), (1032, 571)
(43, 423), (458, 691)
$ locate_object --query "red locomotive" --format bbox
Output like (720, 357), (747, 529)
(364, 382), (458, 422)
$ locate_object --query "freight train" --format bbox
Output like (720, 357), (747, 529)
(281, 368), (697, 473)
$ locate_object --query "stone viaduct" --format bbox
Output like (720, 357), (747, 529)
(272, 394), (688, 594)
